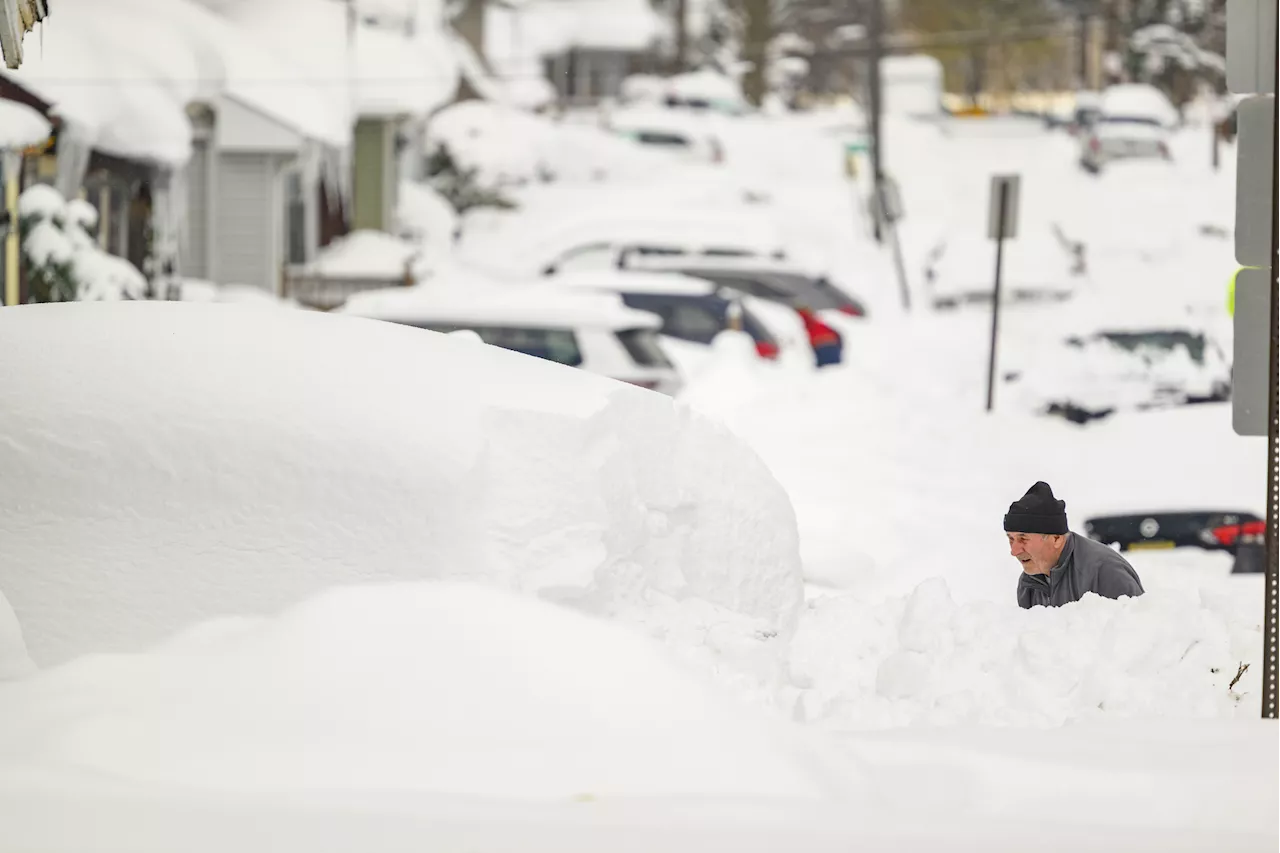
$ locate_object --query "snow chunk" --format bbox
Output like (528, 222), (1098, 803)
(0, 582), (838, 799)
(0, 303), (804, 675)
(0, 99), (50, 150)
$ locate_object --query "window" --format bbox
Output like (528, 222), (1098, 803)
(615, 328), (673, 368)
(406, 322), (583, 367)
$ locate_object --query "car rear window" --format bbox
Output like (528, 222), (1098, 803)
(616, 328), (673, 368)
(405, 322), (583, 367)
(621, 293), (725, 344)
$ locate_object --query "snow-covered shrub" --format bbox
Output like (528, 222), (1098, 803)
(18, 185), (147, 303)
(424, 142), (517, 216)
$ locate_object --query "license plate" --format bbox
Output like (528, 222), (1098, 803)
(1130, 540), (1175, 550)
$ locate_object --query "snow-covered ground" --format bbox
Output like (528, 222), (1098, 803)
(0, 94), (1273, 849)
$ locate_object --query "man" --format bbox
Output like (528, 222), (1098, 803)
(1004, 481), (1144, 609)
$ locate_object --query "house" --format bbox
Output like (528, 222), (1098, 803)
(485, 0), (664, 107)
(0, 0), (48, 70)
(0, 1), (194, 282)
(206, 0), (458, 245)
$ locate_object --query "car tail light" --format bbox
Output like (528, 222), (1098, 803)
(1089, 137), (1100, 153)
(839, 304), (863, 316)
(1158, 141), (1170, 159)
(755, 340), (779, 360)
(1211, 520), (1266, 546)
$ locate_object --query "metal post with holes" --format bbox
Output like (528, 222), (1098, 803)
(985, 175), (1020, 413)
(1259, 0), (1280, 717)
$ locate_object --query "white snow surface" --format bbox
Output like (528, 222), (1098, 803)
(304, 229), (423, 280)
(0, 303), (803, 673)
(0, 582), (842, 800)
(0, 98), (50, 149)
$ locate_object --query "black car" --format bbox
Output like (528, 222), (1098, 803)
(1084, 510), (1263, 554)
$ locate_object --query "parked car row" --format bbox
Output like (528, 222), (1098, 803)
(332, 202), (873, 395)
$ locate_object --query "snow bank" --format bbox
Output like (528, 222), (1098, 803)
(791, 579), (1265, 729)
(0, 582), (840, 799)
(0, 303), (803, 676)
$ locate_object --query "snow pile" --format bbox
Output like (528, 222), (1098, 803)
(0, 304), (803, 685)
(0, 99), (50, 149)
(0, 582), (843, 799)
(303, 230), (423, 280)
(791, 579), (1265, 729)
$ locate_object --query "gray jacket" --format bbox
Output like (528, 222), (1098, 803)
(1017, 532), (1144, 609)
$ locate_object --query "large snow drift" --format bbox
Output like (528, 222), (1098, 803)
(0, 581), (840, 799)
(0, 303), (802, 672)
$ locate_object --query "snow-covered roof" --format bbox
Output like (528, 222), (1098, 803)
(3, 1), (194, 165)
(0, 96), (48, 149)
(339, 284), (663, 330)
(548, 270), (718, 297)
(503, 0), (663, 55)
(120, 0), (350, 148)
(197, 0), (459, 119)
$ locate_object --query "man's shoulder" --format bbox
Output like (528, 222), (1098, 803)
(1070, 532), (1136, 570)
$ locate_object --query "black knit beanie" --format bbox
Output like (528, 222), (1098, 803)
(1003, 481), (1068, 535)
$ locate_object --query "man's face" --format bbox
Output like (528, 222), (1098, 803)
(1007, 532), (1064, 575)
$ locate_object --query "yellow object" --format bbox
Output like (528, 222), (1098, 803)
(1228, 266), (1266, 317)
(4, 166), (18, 307)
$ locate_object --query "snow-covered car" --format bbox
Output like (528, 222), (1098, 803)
(463, 207), (789, 278)
(923, 227), (1086, 310)
(1079, 84), (1177, 173)
(1004, 312), (1231, 423)
(1084, 509), (1264, 554)
(338, 284), (684, 395)
(543, 270), (784, 360)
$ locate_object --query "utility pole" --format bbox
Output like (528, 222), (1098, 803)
(867, 0), (884, 243)
(675, 0), (689, 72)
(1077, 11), (1090, 89)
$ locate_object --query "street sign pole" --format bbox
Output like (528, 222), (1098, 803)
(1264, 84), (1277, 722)
(985, 175), (1020, 413)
